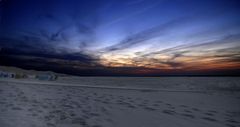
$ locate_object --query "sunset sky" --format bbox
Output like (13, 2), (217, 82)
(0, 0), (240, 76)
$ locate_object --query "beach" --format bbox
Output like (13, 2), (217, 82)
(0, 77), (240, 127)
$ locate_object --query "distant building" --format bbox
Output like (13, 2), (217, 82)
(0, 70), (57, 81)
(27, 74), (36, 79)
(0, 70), (28, 79)
(0, 71), (6, 78)
(36, 73), (58, 81)
(14, 73), (26, 79)
(8, 72), (16, 78)
(0, 71), (16, 78)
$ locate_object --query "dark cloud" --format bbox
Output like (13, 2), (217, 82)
(0, 47), (97, 64)
(0, 46), (105, 76)
(0, 0), (102, 52)
(1, 47), (240, 76)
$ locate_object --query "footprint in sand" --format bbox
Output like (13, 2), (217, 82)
(179, 105), (188, 108)
(225, 124), (237, 127)
(184, 109), (192, 113)
(192, 108), (201, 112)
(12, 106), (23, 110)
(162, 109), (176, 115)
(202, 117), (217, 122)
(144, 106), (156, 111)
(225, 119), (240, 124)
(71, 117), (88, 126)
(46, 123), (56, 127)
(225, 118), (240, 127)
(181, 113), (195, 119)
(204, 112), (215, 116)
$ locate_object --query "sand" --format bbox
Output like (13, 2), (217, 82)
(0, 77), (240, 127)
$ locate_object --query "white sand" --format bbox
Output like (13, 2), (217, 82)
(0, 77), (239, 127)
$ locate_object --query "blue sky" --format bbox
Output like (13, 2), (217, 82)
(0, 0), (240, 75)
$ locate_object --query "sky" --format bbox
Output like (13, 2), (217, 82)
(0, 0), (240, 76)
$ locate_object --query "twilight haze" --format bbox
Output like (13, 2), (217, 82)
(0, 0), (240, 76)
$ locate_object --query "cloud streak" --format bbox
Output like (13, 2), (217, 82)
(103, 17), (189, 52)
(128, 34), (240, 70)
